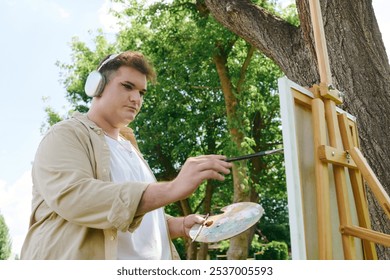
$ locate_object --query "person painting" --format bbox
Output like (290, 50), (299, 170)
(21, 51), (232, 259)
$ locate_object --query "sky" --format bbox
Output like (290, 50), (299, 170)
(0, 0), (122, 258)
(0, 0), (389, 258)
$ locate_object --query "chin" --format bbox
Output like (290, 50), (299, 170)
(122, 116), (135, 125)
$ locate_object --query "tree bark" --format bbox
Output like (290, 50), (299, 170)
(205, 0), (390, 259)
(179, 199), (198, 260)
(197, 180), (213, 260)
(213, 46), (252, 260)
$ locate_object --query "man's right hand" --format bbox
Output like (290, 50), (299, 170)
(170, 155), (232, 200)
(136, 155), (232, 215)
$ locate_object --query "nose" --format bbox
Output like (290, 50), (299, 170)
(129, 91), (142, 103)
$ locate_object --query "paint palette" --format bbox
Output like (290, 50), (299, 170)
(189, 202), (264, 243)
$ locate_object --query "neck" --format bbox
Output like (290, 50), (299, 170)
(87, 109), (120, 140)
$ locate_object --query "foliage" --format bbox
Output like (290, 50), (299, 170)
(254, 240), (289, 260)
(259, 223), (290, 247)
(55, 34), (119, 113)
(172, 238), (186, 259)
(40, 97), (71, 134)
(280, 4), (300, 27)
(207, 240), (230, 260)
(0, 214), (12, 260)
(206, 235), (289, 260)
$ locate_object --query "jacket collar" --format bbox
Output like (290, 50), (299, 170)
(72, 111), (100, 130)
(71, 111), (139, 151)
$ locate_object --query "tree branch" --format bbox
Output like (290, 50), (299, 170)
(205, 0), (319, 86)
(237, 44), (256, 94)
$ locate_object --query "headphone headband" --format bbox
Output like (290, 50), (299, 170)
(97, 53), (120, 71)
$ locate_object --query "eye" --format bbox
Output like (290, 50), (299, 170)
(121, 83), (134, 90)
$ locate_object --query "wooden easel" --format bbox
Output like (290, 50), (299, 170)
(309, 0), (390, 259)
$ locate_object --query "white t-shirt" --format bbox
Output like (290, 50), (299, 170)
(105, 135), (172, 260)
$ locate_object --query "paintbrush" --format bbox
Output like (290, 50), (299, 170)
(225, 148), (283, 162)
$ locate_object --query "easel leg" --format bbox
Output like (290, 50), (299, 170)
(349, 147), (390, 219)
(324, 100), (357, 259)
(338, 114), (378, 259)
(312, 98), (333, 259)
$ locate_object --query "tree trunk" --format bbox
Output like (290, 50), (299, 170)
(205, 0), (390, 259)
(228, 163), (251, 259)
(197, 180), (214, 260)
(180, 199), (198, 259)
(213, 48), (252, 259)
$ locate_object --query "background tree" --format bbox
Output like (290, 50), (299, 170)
(0, 214), (12, 260)
(204, 0), (390, 259)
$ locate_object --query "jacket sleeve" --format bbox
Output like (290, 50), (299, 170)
(33, 121), (149, 232)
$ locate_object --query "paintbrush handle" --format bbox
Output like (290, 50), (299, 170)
(225, 148), (283, 162)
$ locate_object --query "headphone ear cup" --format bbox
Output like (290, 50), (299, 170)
(85, 71), (106, 97)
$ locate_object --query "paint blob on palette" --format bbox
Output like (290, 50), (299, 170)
(189, 202), (264, 243)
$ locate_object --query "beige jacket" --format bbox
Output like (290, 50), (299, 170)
(21, 112), (179, 259)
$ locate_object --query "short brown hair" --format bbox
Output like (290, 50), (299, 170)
(98, 51), (156, 84)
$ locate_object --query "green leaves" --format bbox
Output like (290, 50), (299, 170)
(0, 214), (11, 260)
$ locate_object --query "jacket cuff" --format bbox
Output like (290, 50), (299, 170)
(107, 182), (149, 231)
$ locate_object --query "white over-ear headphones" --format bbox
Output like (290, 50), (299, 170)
(84, 54), (119, 97)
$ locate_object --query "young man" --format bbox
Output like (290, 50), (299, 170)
(21, 51), (232, 259)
